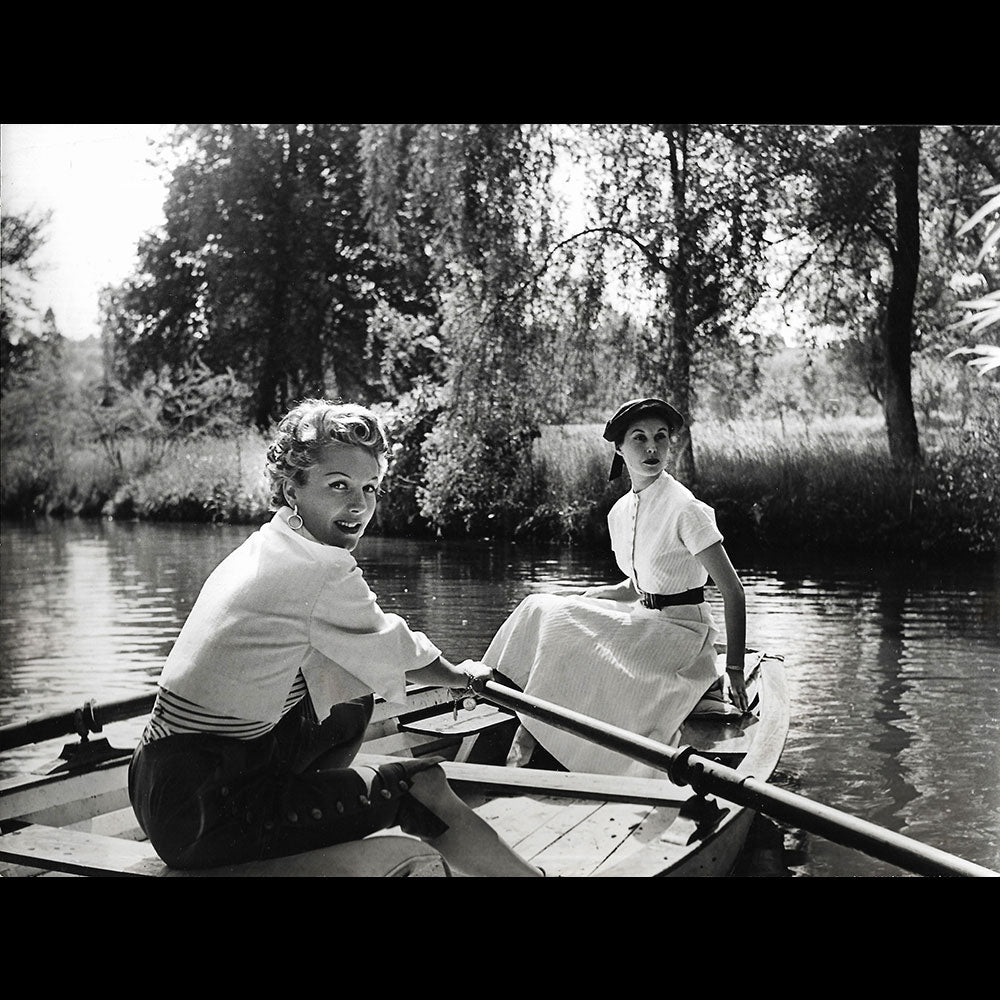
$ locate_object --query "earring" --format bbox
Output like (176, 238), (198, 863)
(288, 504), (303, 530)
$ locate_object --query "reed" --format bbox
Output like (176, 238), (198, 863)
(107, 432), (272, 523)
(526, 415), (1000, 558)
(0, 432), (272, 523)
(2, 415), (996, 558)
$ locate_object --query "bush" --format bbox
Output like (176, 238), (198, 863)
(371, 378), (444, 537)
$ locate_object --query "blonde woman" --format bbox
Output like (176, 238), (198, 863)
(128, 399), (540, 876)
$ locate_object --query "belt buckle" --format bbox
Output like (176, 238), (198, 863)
(640, 591), (655, 609)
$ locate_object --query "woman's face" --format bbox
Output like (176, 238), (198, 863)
(617, 416), (673, 489)
(285, 442), (385, 550)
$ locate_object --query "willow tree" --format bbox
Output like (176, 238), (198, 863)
(360, 124), (563, 534)
(108, 124), (429, 428)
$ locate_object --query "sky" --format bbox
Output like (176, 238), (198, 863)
(2, 123), (173, 340)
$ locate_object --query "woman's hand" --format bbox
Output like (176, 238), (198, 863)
(726, 666), (749, 713)
(456, 659), (493, 687)
(408, 656), (492, 693)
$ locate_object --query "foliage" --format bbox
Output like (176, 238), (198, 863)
(106, 433), (269, 523)
(361, 125), (563, 534)
(82, 358), (250, 474)
(559, 124), (817, 480)
(949, 181), (1000, 374)
(10, 123), (999, 557)
(915, 400), (1000, 555)
(1, 209), (52, 388)
(521, 413), (1000, 558)
(369, 376), (446, 535)
(107, 124), (432, 428)
(780, 125), (1000, 464)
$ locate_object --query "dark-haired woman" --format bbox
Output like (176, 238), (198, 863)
(483, 397), (748, 778)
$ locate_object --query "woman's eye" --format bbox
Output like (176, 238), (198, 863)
(363, 484), (378, 494)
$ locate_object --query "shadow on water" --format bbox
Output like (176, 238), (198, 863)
(731, 814), (796, 877)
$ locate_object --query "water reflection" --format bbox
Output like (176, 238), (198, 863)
(1, 519), (997, 877)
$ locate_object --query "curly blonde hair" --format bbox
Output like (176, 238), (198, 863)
(265, 399), (389, 510)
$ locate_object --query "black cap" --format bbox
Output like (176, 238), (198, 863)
(603, 397), (684, 481)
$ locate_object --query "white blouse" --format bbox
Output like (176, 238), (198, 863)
(157, 507), (440, 722)
(607, 472), (723, 595)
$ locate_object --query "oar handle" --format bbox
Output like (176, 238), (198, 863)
(0, 694), (156, 752)
(475, 678), (999, 879)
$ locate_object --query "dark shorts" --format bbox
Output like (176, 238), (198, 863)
(128, 695), (449, 870)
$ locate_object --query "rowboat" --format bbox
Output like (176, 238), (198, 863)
(2, 650), (996, 877)
(0, 651), (788, 877)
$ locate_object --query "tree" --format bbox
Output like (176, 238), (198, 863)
(1, 209), (51, 388)
(552, 124), (806, 482)
(781, 124), (1000, 467)
(361, 124), (563, 533)
(110, 124), (429, 428)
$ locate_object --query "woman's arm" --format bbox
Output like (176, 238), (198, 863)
(407, 656), (492, 691)
(695, 541), (748, 712)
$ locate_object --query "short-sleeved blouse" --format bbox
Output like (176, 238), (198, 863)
(607, 472), (723, 595)
(157, 508), (440, 721)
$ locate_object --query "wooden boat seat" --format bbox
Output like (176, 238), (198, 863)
(397, 702), (517, 762)
(0, 823), (451, 877)
(363, 689), (517, 764)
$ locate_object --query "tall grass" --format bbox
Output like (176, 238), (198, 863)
(107, 432), (272, 523)
(1, 432), (272, 524)
(526, 415), (1000, 558)
(2, 414), (996, 558)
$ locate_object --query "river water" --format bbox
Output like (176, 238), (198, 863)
(1, 517), (998, 877)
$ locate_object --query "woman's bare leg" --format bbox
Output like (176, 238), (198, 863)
(408, 767), (543, 877)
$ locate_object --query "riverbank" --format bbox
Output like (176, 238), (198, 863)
(2, 415), (997, 559)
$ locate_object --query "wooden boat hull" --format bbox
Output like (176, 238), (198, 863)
(0, 653), (788, 877)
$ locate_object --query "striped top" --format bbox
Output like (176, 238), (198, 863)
(155, 507), (440, 722)
(607, 472), (723, 595)
(141, 672), (310, 745)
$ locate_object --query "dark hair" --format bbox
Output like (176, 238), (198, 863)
(265, 399), (389, 509)
(604, 397), (685, 481)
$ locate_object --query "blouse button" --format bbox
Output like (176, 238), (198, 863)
(311, 808), (323, 821)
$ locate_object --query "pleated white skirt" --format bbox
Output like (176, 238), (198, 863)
(482, 593), (721, 778)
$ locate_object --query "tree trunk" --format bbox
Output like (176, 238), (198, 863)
(882, 126), (922, 468)
(254, 125), (299, 429)
(664, 126), (697, 485)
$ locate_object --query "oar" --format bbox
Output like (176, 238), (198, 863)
(0, 694), (156, 753)
(473, 678), (999, 879)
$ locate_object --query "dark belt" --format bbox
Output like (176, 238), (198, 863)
(639, 587), (705, 609)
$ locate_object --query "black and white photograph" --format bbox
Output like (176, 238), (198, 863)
(1, 123), (997, 877)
